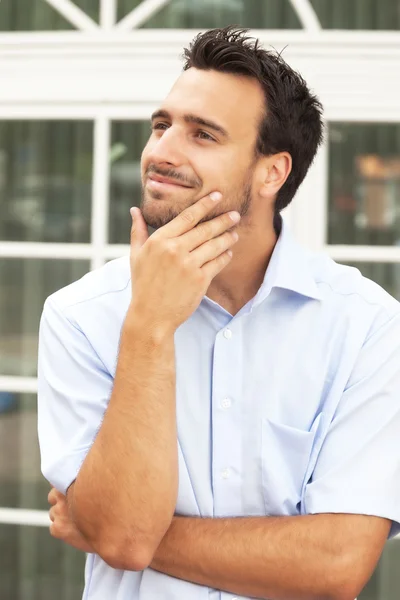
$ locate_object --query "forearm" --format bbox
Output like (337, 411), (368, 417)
(72, 307), (178, 568)
(151, 515), (365, 600)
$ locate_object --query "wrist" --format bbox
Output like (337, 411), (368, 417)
(151, 516), (178, 570)
(124, 304), (176, 345)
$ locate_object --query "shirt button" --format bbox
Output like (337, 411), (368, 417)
(221, 398), (232, 409)
(223, 328), (232, 339)
(221, 468), (231, 479)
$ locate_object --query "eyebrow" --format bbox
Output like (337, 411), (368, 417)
(151, 109), (229, 139)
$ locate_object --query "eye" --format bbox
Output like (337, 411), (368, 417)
(152, 122), (169, 131)
(196, 131), (215, 142)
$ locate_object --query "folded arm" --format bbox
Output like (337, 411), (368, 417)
(40, 300), (179, 572)
(68, 315), (178, 571)
(150, 513), (389, 600)
(49, 489), (389, 600)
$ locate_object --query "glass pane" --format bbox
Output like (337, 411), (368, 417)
(359, 539), (400, 600)
(328, 123), (400, 246)
(0, 524), (85, 600)
(118, 0), (301, 28)
(0, 121), (93, 243)
(0, 0), (73, 31)
(0, 394), (48, 509)
(110, 121), (150, 244)
(341, 261), (400, 301)
(0, 0), (99, 31)
(310, 0), (400, 30)
(0, 259), (90, 377)
(73, 0), (99, 22)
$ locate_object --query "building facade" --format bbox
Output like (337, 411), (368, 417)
(0, 1), (400, 598)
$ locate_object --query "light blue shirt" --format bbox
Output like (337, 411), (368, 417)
(38, 222), (400, 600)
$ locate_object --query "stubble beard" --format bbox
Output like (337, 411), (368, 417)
(140, 188), (196, 230)
(140, 168), (254, 231)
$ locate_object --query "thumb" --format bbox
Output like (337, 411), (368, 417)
(130, 207), (149, 252)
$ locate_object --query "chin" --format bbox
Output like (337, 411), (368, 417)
(141, 198), (182, 229)
(141, 189), (195, 229)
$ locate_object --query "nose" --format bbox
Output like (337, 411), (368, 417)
(147, 126), (186, 168)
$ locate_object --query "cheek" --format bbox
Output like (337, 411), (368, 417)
(207, 171), (239, 197)
(194, 156), (225, 192)
(202, 148), (243, 185)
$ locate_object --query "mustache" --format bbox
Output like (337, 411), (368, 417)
(146, 165), (201, 188)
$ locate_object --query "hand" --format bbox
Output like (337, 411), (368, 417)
(128, 192), (240, 335)
(48, 487), (93, 553)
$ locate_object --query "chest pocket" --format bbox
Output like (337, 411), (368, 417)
(261, 414), (322, 516)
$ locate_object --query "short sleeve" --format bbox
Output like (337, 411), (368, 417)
(38, 297), (113, 495)
(304, 312), (400, 538)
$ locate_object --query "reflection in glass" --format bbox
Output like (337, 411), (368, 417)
(0, 394), (48, 509)
(0, 259), (89, 377)
(328, 124), (400, 246)
(341, 262), (400, 302)
(109, 121), (150, 244)
(118, 0), (301, 28)
(310, 0), (400, 30)
(0, 121), (93, 243)
(0, 524), (85, 600)
(0, 393), (86, 598)
(0, 0), (99, 30)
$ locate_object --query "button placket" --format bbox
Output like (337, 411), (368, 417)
(211, 324), (243, 516)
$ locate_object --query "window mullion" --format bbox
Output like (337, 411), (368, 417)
(91, 117), (111, 271)
(100, 0), (117, 29)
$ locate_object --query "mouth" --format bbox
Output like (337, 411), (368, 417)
(147, 173), (193, 191)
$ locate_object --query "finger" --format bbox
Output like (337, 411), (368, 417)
(130, 207), (149, 254)
(49, 521), (60, 539)
(201, 249), (233, 280)
(191, 230), (239, 267)
(48, 487), (62, 506)
(157, 192), (222, 239)
(57, 499), (69, 517)
(49, 507), (55, 522)
(182, 210), (240, 252)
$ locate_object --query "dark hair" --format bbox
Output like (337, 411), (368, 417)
(182, 26), (324, 214)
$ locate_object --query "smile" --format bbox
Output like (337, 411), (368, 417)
(147, 174), (193, 191)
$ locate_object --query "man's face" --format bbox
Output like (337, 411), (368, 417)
(140, 68), (265, 229)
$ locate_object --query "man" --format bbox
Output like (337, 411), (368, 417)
(38, 27), (400, 600)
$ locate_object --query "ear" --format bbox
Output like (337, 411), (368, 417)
(259, 152), (292, 199)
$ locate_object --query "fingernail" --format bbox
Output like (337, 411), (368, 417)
(130, 207), (135, 219)
(229, 211), (240, 222)
(210, 192), (222, 202)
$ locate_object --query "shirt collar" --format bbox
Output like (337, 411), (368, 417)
(251, 219), (322, 309)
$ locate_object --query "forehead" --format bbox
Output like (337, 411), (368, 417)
(161, 68), (264, 141)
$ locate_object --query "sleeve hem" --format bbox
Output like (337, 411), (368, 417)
(42, 447), (90, 496)
(304, 494), (400, 539)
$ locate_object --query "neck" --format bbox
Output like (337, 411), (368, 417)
(206, 214), (279, 316)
